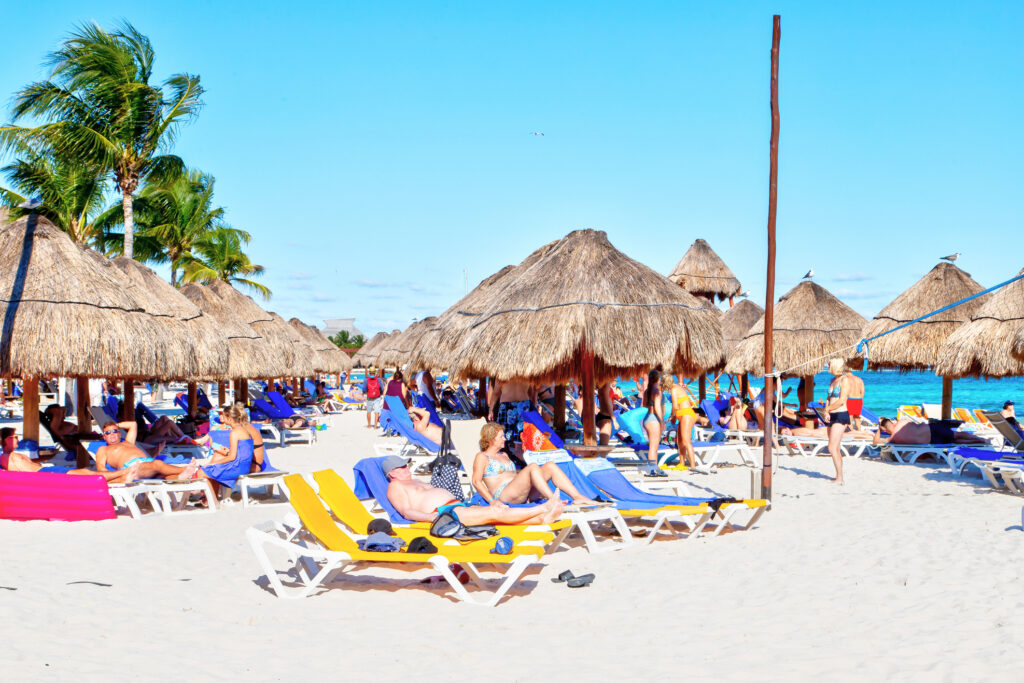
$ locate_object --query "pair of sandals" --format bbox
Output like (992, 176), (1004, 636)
(638, 462), (667, 477)
(551, 570), (595, 588)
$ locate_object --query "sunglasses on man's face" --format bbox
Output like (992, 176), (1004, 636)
(102, 429), (119, 436)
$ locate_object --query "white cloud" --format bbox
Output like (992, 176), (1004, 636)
(288, 270), (313, 280)
(353, 279), (388, 288)
(835, 272), (872, 282)
(311, 293), (336, 302)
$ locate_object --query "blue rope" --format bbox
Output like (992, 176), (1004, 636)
(855, 271), (1024, 370)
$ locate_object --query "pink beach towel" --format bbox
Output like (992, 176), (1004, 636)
(0, 471), (116, 521)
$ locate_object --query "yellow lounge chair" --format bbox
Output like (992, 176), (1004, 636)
(954, 408), (975, 423)
(898, 405), (924, 420)
(247, 474), (546, 606)
(310, 469), (559, 546)
(974, 409), (992, 424)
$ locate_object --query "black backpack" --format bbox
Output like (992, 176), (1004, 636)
(428, 419), (464, 502)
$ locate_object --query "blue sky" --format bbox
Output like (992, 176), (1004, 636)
(3, 1), (1022, 336)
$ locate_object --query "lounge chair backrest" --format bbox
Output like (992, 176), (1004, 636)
(859, 406), (880, 427)
(921, 403), (942, 420)
(253, 398), (292, 420)
(414, 394), (444, 427)
(266, 391), (298, 417)
(313, 469), (378, 531)
(982, 411), (1024, 451)
(953, 408), (975, 423)
(89, 406), (125, 439)
(974, 409), (991, 424)
(196, 388), (214, 411)
(383, 396), (440, 452)
(135, 402), (159, 425)
(574, 457), (710, 506)
(351, 456), (415, 524)
(281, 474), (360, 552)
(0, 470), (116, 521)
(700, 400), (725, 433)
(520, 411), (569, 449)
(617, 407), (651, 444)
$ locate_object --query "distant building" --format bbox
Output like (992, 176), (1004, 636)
(322, 318), (363, 339)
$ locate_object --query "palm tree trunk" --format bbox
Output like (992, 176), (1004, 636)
(122, 189), (135, 259)
(170, 265), (178, 287)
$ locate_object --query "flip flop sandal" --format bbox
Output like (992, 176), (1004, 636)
(567, 573), (595, 588)
(551, 570), (575, 583)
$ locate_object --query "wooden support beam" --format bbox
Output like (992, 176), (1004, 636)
(123, 381), (135, 420)
(941, 377), (953, 420)
(22, 376), (39, 443)
(76, 375), (90, 435)
(187, 382), (197, 415)
(580, 341), (596, 446)
(554, 384), (566, 436)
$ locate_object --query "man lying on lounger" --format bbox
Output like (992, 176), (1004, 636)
(873, 417), (989, 446)
(1, 427), (140, 482)
(95, 420), (198, 480)
(383, 455), (563, 525)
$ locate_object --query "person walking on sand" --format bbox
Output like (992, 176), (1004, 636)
(822, 358), (850, 485)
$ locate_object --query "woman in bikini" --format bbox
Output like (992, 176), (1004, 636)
(641, 369), (664, 465)
(471, 422), (598, 505)
(823, 358), (850, 485)
(666, 375), (698, 468)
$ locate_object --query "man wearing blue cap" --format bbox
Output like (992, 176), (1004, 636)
(382, 455), (563, 526)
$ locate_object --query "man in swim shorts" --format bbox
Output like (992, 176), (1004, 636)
(873, 417), (988, 446)
(95, 420), (197, 480)
(383, 455), (563, 525)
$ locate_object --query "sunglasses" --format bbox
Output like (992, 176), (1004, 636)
(102, 429), (120, 436)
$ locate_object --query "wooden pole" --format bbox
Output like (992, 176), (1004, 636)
(240, 379), (249, 405)
(123, 380), (135, 421)
(941, 376), (953, 420)
(22, 376), (39, 443)
(76, 375), (90, 434)
(741, 373), (750, 401)
(554, 384), (567, 436)
(580, 340), (596, 446)
(217, 381), (227, 407)
(187, 382), (198, 415)
(762, 15), (781, 502)
(698, 375), (707, 402)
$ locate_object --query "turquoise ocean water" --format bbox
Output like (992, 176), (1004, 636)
(619, 370), (1024, 418)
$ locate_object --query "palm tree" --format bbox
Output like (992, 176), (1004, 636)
(182, 227), (271, 300)
(97, 169), (248, 286)
(0, 21), (203, 259)
(0, 149), (108, 244)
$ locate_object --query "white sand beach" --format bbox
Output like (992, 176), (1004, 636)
(3, 411), (1024, 682)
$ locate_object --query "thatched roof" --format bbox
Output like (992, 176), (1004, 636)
(203, 281), (313, 377)
(378, 317), (437, 367)
(0, 215), (197, 379)
(446, 229), (724, 384)
(1013, 326), (1024, 362)
(726, 280), (867, 378)
(267, 311), (317, 377)
(721, 299), (763, 360)
(862, 263), (987, 372)
(110, 258), (230, 380)
(351, 331), (389, 366)
(288, 318), (353, 373)
(179, 282), (278, 379)
(410, 245), (562, 373)
(667, 239), (742, 302)
(934, 268), (1024, 379)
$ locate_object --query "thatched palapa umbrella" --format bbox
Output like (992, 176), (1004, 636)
(448, 229), (724, 445)
(668, 238), (742, 303)
(727, 280), (867, 408)
(378, 317), (437, 367)
(288, 318), (352, 374)
(0, 216), (182, 443)
(720, 298), (764, 398)
(935, 267), (1024, 380)
(352, 331), (388, 367)
(862, 262), (988, 418)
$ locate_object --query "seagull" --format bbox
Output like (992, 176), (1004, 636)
(17, 197), (42, 210)
(531, 131), (544, 136)
(940, 252), (960, 263)
(802, 268), (814, 280)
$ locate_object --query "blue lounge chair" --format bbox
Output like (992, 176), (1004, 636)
(573, 457), (768, 537)
(374, 396), (440, 458)
(208, 429), (287, 506)
(250, 398), (314, 447)
(352, 456), (421, 524)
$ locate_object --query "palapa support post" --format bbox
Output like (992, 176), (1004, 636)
(800, 375), (814, 412)
(187, 382), (198, 415)
(75, 375), (90, 435)
(123, 381), (135, 421)
(698, 375), (707, 402)
(761, 14), (781, 502)
(22, 375), (39, 443)
(554, 384), (566, 436)
(741, 373), (749, 401)
(941, 376), (953, 420)
(240, 379), (249, 405)
(580, 340), (597, 446)
(217, 381), (227, 407)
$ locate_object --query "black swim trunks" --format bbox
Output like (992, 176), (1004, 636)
(830, 411), (851, 426)
(928, 422), (956, 444)
(595, 412), (611, 425)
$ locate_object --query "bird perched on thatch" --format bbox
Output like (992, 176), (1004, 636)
(940, 252), (961, 263)
(802, 268), (814, 280)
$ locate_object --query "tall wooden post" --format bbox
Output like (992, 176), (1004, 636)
(761, 15), (781, 502)
(217, 381), (227, 406)
(741, 373), (750, 402)
(554, 384), (567, 436)
(76, 375), (91, 434)
(123, 380), (135, 421)
(22, 376), (39, 442)
(698, 375), (707, 402)
(187, 382), (198, 415)
(240, 379), (249, 405)
(580, 341), (596, 446)
(941, 376), (953, 420)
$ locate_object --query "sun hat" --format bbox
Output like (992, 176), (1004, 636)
(1005, 400), (1015, 408)
(368, 367), (378, 375)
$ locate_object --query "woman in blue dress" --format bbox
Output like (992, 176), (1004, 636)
(198, 403), (262, 506)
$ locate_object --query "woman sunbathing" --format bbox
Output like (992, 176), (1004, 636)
(471, 422), (599, 506)
(195, 403), (264, 507)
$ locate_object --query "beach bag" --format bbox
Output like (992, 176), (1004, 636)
(366, 378), (382, 399)
(429, 420), (464, 502)
(429, 512), (498, 540)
